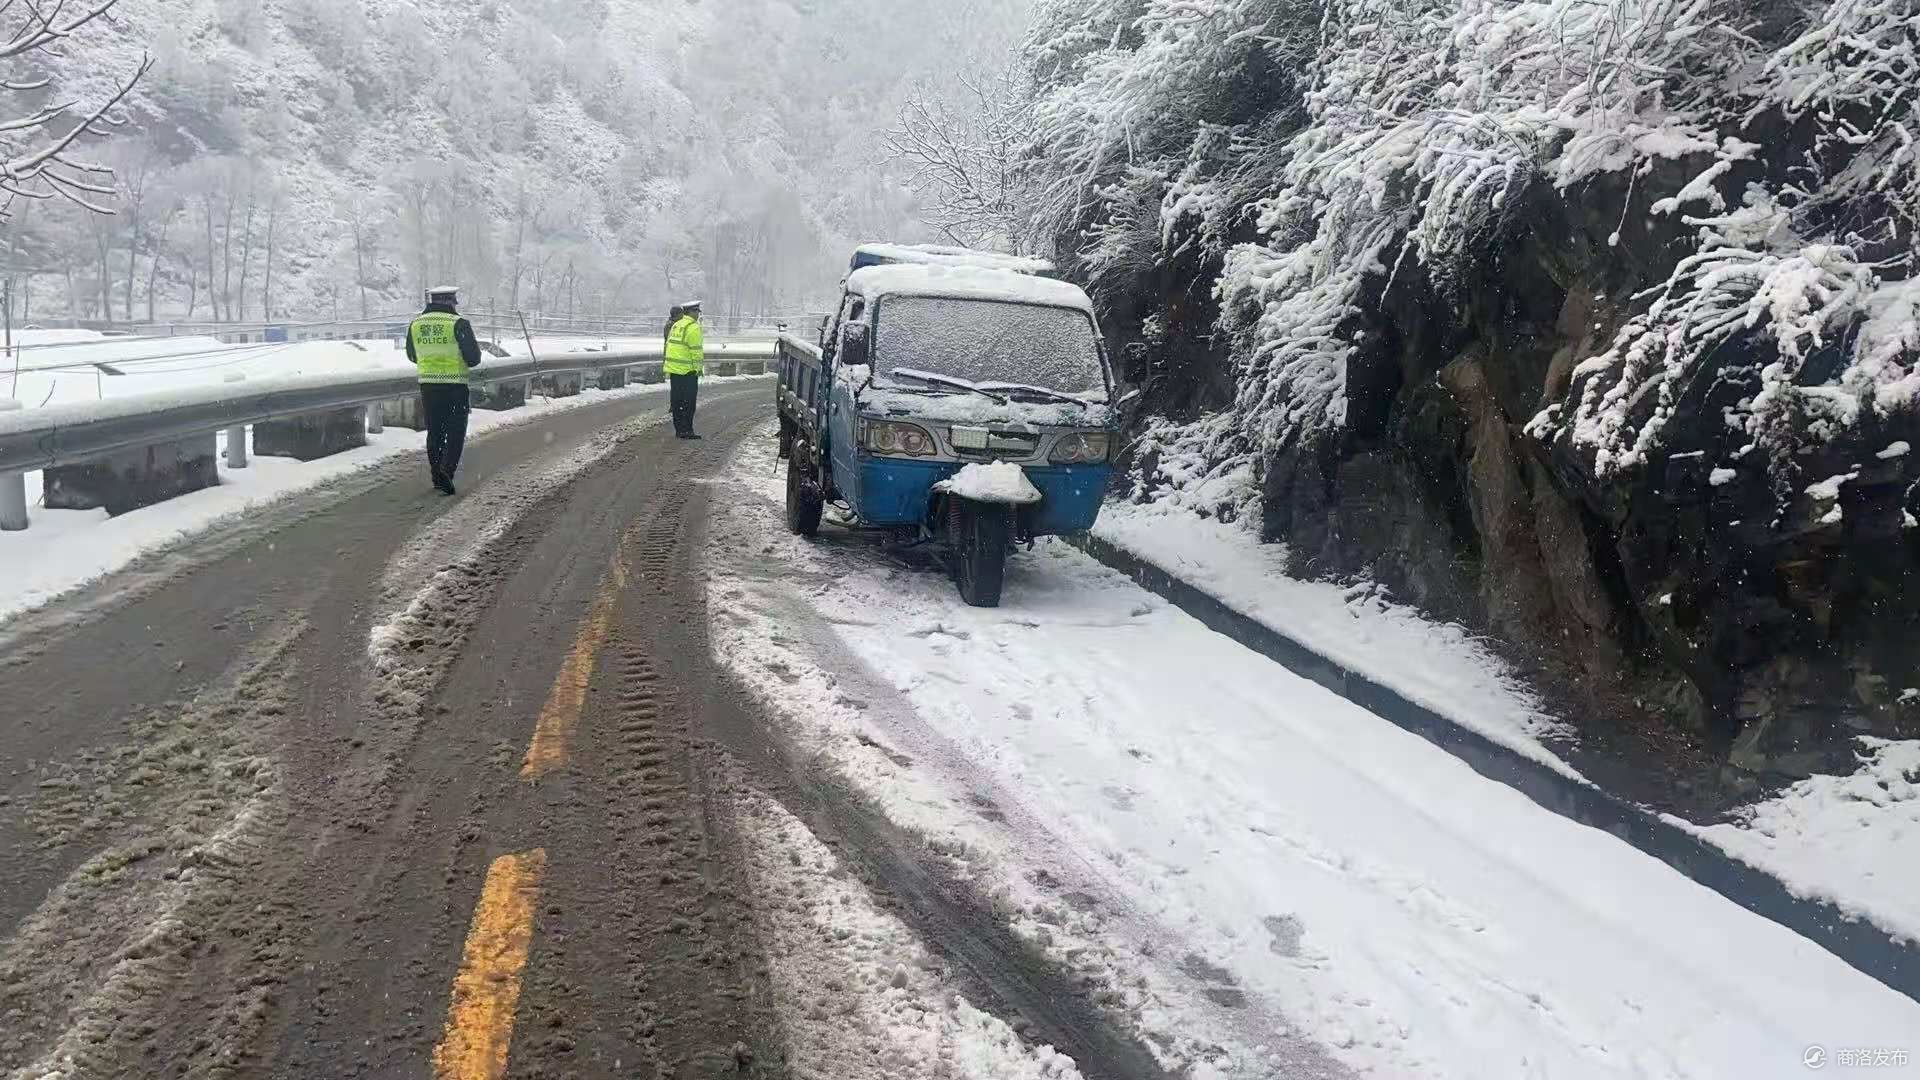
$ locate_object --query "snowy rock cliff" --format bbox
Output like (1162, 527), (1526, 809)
(1026, 0), (1919, 785)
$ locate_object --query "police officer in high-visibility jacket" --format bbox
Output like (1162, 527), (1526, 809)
(407, 286), (484, 494)
(664, 300), (705, 439)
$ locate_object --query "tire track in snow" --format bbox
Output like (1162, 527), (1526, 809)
(696, 430), (1383, 1079)
(0, 622), (305, 1080)
(728, 773), (1086, 1080)
(686, 433), (1243, 1080)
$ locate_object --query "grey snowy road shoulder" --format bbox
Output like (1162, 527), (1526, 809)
(702, 427), (1920, 1080)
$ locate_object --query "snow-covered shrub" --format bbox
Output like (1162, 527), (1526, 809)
(1762, 0), (1919, 260)
(1215, 0), (1762, 464)
(1548, 240), (1888, 476)
(1128, 411), (1259, 523)
(1029, 0), (1918, 509)
(1848, 279), (1920, 415)
(1539, 0), (1920, 479)
(1026, 0), (1318, 298)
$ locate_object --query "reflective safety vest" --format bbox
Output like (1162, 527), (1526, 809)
(664, 315), (705, 376)
(410, 312), (468, 385)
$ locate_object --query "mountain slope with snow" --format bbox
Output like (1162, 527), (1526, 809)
(1021, 0), (1919, 793)
(25, 0), (1029, 322)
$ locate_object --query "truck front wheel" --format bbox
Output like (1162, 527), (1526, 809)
(786, 452), (824, 537)
(950, 499), (1010, 608)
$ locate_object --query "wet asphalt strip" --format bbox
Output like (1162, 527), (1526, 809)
(0, 385), (763, 1078)
(1069, 533), (1918, 1005)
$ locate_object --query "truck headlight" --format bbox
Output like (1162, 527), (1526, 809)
(1049, 431), (1110, 464)
(861, 419), (938, 457)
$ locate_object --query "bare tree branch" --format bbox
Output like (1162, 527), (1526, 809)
(0, 0), (119, 60)
(0, 100), (69, 133)
(0, 51), (149, 222)
(7, 55), (149, 176)
(882, 65), (1041, 253)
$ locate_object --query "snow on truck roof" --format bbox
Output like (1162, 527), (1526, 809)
(851, 243), (1056, 276)
(846, 263), (1096, 314)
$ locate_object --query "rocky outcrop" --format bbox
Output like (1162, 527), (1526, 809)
(1024, 0), (1920, 805)
(1103, 153), (1917, 794)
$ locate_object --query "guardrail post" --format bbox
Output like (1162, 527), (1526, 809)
(0, 470), (24, 531)
(223, 373), (249, 469)
(366, 400), (385, 434)
(383, 394), (427, 430)
(255, 406), (369, 462)
(0, 400), (23, 531)
(472, 379), (528, 412)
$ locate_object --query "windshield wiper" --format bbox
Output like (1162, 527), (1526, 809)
(885, 368), (1009, 404)
(977, 382), (1100, 410)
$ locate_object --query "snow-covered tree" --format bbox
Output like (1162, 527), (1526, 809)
(0, 0), (1036, 323)
(1023, 0), (1919, 506)
(0, 0), (149, 222)
(884, 67), (1041, 253)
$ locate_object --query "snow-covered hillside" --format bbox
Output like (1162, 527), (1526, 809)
(1017, 0), (1920, 789)
(15, 0), (1030, 324)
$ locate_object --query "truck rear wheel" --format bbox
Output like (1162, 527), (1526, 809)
(786, 452), (823, 537)
(951, 499), (1010, 608)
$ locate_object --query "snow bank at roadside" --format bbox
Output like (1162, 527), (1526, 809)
(1092, 500), (1572, 775)
(1100, 498), (1920, 951)
(1680, 738), (1920, 946)
(1, 424), (425, 624)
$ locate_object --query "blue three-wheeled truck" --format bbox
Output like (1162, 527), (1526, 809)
(775, 245), (1122, 607)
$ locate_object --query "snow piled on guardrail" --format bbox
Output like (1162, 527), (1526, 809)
(3, 337), (414, 412)
(0, 380), (682, 623)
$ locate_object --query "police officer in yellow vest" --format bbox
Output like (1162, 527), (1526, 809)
(407, 286), (484, 494)
(665, 300), (706, 439)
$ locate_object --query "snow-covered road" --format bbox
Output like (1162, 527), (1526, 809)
(705, 429), (1920, 1080)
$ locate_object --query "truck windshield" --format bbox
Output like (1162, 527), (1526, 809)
(872, 296), (1107, 399)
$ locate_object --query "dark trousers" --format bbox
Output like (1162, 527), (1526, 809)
(669, 373), (700, 436)
(421, 383), (471, 484)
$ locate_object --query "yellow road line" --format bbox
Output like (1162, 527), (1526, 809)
(520, 557), (626, 778)
(432, 849), (548, 1080)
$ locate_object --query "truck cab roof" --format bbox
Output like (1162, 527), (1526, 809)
(850, 243), (1057, 277)
(845, 264), (1095, 315)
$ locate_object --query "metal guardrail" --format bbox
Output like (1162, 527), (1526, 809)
(0, 343), (776, 527)
(41, 312), (831, 346)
